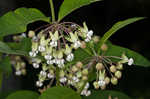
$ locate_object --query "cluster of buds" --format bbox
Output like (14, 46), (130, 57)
(10, 56), (26, 76)
(92, 53), (134, 90)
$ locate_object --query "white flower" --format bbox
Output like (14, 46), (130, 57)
(58, 64), (64, 68)
(36, 81), (43, 87)
(33, 63), (39, 69)
(50, 41), (57, 47)
(47, 73), (55, 79)
(81, 90), (91, 96)
(84, 82), (90, 89)
(72, 76), (79, 83)
(87, 30), (93, 37)
(98, 80), (106, 87)
(66, 53), (74, 62)
(44, 54), (52, 60)
(40, 71), (47, 77)
(128, 58), (134, 66)
(81, 89), (87, 95)
(85, 90), (91, 96)
(85, 38), (91, 42)
(15, 70), (21, 76)
(47, 60), (54, 65)
(32, 36), (38, 42)
(29, 51), (37, 57)
(59, 77), (67, 83)
(21, 33), (26, 37)
(73, 41), (81, 48)
(38, 45), (46, 52)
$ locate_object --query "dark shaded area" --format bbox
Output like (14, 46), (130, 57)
(0, 0), (150, 99)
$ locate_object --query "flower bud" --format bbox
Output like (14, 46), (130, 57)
(96, 63), (104, 70)
(111, 77), (118, 85)
(93, 81), (99, 89)
(101, 43), (108, 51)
(82, 76), (88, 81)
(104, 77), (110, 85)
(28, 30), (35, 38)
(80, 41), (86, 49)
(92, 36), (100, 43)
(76, 71), (82, 78)
(21, 69), (26, 75)
(110, 65), (116, 73)
(115, 71), (122, 79)
(76, 61), (83, 69)
(59, 70), (65, 77)
(82, 69), (88, 75)
(72, 66), (78, 73)
(77, 81), (84, 88)
(116, 63), (123, 70)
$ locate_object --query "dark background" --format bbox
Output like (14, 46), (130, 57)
(0, 0), (150, 99)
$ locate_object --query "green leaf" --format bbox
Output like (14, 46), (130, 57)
(39, 86), (81, 99)
(0, 41), (28, 56)
(83, 90), (131, 99)
(105, 43), (150, 67)
(0, 7), (49, 37)
(58, 0), (102, 21)
(97, 17), (145, 54)
(0, 56), (12, 75)
(6, 90), (39, 99)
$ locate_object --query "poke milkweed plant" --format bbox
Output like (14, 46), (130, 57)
(0, 0), (149, 99)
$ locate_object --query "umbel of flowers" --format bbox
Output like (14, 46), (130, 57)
(27, 22), (134, 96)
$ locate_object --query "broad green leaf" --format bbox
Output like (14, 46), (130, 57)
(0, 41), (28, 56)
(6, 90), (39, 99)
(83, 90), (131, 99)
(104, 43), (150, 67)
(58, 0), (102, 21)
(0, 56), (12, 75)
(97, 17), (145, 54)
(0, 7), (49, 37)
(39, 86), (81, 99)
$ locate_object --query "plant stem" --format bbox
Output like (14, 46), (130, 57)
(49, 0), (56, 22)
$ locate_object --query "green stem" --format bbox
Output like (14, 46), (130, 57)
(49, 0), (56, 22)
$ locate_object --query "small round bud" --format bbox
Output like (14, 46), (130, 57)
(82, 69), (88, 75)
(93, 81), (99, 89)
(76, 61), (83, 69)
(96, 63), (104, 70)
(28, 30), (35, 38)
(81, 41), (86, 49)
(72, 66), (78, 73)
(101, 43), (108, 51)
(111, 77), (118, 85)
(110, 65), (116, 73)
(92, 36), (100, 43)
(116, 63), (123, 70)
(104, 77), (110, 85)
(115, 71), (122, 79)
(68, 73), (73, 78)
(82, 76), (88, 81)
